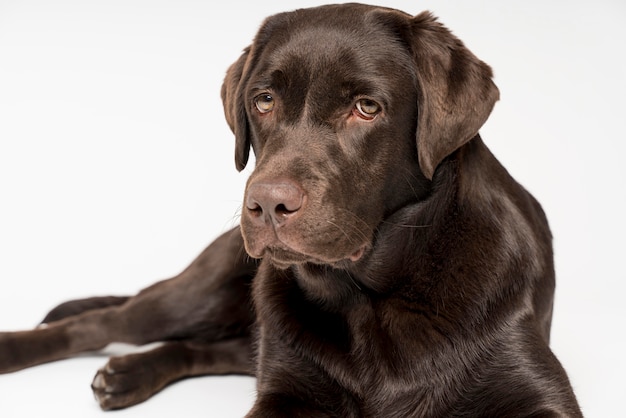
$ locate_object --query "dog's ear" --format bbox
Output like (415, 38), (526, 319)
(221, 47), (251, 171)
(221, 12), (292, 172)
(406, 12), (500, 179)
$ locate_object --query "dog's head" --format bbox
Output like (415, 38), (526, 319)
(221, 4), (499, 268)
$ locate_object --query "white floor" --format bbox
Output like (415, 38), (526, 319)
(1, 356), (255, 417)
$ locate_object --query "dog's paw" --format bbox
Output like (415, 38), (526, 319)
(91, 355), (162, 410)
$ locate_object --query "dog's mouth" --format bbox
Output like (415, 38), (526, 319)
(259, 243), (368, 269)
(347, 245), (366, 262)
(240, 178), (373, 269)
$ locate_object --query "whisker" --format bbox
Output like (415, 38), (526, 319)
(345, 270), (362, 291)
(402, 170), (422, 200)
(326, 220), (361, 246)
(328, 209), (371, 244)
(379, 220), (432, 229)
(224, 205), (243, 230)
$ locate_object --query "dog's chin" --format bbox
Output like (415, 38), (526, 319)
(259, 244), (368, 270)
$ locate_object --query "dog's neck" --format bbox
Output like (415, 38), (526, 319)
(261, 137), (495, 311)
(291, 263), (369, 309)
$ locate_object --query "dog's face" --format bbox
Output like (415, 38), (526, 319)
(222, 4), (499, 268)
(228, 7), (423, 268)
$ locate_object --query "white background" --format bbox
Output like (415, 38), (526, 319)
(0, 0), (624, 416)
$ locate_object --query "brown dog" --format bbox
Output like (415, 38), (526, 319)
(0, 4), (582, 417)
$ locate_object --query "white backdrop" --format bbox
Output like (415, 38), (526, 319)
(0, 1), (624, 416)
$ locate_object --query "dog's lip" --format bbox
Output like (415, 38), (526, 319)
(243, 225), (369, 266)
(348, 245), (367, 262)
(262, 243), (368, 267)
(264, 246), (307, 268)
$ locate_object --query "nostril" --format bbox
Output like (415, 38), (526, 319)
(247, 201), (263, 214)
(245, 198), (264, 220)
(275, 203), (297, 217)
(247, 204), (263, 218)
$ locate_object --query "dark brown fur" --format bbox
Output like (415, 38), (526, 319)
(0, 4), (581, 417)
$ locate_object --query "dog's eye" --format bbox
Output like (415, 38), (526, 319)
(254, 94), (275, 113)
(354, 99), (381, 120)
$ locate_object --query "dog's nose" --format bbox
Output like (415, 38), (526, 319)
(245, 181), (304, 227)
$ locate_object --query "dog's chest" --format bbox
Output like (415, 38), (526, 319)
(255, 264), (434, 376)
(253, 263), (478, 416)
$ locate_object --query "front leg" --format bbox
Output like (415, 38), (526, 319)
(247, 330), (360, 418)
(1, 227), (256, 374)
(0, 310), (118, 374)
(0, 295), (131, 373)
(92, 337), (254, 410)
(0, 327), (72, 373)
(246, 394), (338, 418)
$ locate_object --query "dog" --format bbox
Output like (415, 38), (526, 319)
(0, 3), (582, 417)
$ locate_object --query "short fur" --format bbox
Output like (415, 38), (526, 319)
(0, 4), (581, 417)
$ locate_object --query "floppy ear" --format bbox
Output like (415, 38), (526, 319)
(221, 47), (251, 172)
(220, 11), (294, 172)
(408, 12), (500, 179)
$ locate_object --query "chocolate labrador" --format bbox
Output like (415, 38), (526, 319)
(0, 3), (582, 417)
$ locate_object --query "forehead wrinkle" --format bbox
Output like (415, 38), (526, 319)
(283, 27), (399, 72)
(282, 26), (412, 103)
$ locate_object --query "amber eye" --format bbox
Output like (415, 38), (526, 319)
(254, 93), (275, 113)
(354, 98), (381, 120)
